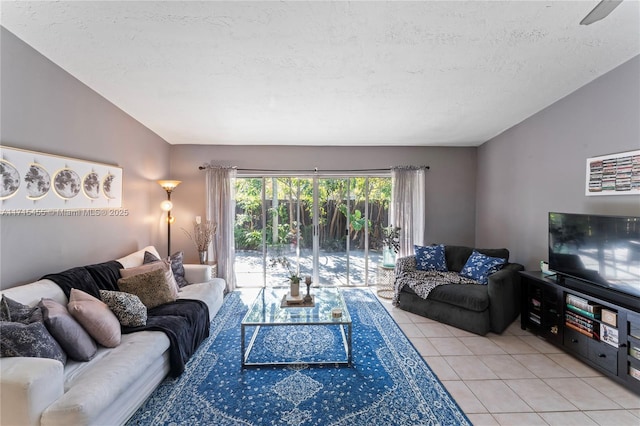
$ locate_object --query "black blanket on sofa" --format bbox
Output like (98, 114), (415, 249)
(43, 261), (210, 377)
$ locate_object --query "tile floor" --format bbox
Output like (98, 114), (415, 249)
(374, 293), (640, 426)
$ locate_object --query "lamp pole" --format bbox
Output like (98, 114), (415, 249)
(166, 190), (172, 257)
(157, 180), (181, 258)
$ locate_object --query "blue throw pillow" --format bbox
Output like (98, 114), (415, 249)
(415, 244), (448, 272)
(459, 251), (506, 285)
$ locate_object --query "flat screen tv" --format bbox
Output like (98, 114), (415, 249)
(549, 212), (640, 300)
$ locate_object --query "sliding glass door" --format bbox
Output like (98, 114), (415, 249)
(234, 174), (391, 287)
(264, 177), (313, 285)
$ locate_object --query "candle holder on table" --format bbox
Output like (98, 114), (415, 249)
(303, 276), (313, 304)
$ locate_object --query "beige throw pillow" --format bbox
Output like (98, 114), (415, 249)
(117, 268), (177, 309)
(120, 259), (179, 299)
(68, 289), (121, 348)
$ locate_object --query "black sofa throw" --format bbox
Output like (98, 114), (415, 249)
(43, 261), (209, 377)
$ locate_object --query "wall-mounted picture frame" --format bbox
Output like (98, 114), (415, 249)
(0, 145), (123, 210)
(586, 149), (640, 196)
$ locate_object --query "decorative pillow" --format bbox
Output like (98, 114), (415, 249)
(459, 250), (507, 285)
(0, 321), (67, 364)
(120, 259), (179, 299)
(39, 298), (97, 361)
(144, 250), (189, 288)
(0, 295), (42, 323)
(117, 268), (177, 309)
(116, 246), (161, 269)
(68, 289), (121, 348)
(99, 290), (147, 327)
(143, 250), (161, 265)
(415, 244), (448, 272)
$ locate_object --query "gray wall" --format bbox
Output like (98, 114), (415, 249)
(9, 26), (634, 286)
(476, 55), (640, 270)
(0, 28), (171, 289)
(168, 145), (477, 264)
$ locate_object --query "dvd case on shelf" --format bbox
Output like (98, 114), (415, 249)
(601, 324), (618, 347)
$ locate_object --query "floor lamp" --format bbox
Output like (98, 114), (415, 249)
(158, 180), (181, 257)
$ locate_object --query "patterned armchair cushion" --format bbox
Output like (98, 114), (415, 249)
(444, 246), (509, 272)
(459, 251), (507, 285)
(414, 244), (448, 272)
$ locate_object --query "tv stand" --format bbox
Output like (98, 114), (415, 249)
(520, 271), (640, 395)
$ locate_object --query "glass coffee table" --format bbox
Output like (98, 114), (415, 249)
(241, 286), (352, 368)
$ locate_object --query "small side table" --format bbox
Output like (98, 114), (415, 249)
(206, 262), (218, 279)
(377, 265), (395, 299)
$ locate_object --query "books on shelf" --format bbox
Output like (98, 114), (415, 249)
(566, 303), (601, 319)
(564, 293), (621, 344)
(566, 294), (602, 315)
(529, 312), (541, 325)
(565, 311), (600, 339)
(565, 311), (593, 329)
(565, 321), (594, 338)
(601, 323), (618, 347)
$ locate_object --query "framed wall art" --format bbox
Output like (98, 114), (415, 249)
(0, 145), (123, 210)
(586, 149), (640, 196)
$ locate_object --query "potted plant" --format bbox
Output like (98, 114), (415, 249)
(182, 219), (217, 264)
(380, 225), (401, 267)
(269, 255), (301, 296)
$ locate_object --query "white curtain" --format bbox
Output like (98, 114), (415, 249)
(391, 167), (426, 257)
(206, 166), (237, 292)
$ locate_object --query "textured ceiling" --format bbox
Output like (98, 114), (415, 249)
(1, 1), (639, 146)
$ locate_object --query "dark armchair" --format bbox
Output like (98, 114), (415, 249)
(394, 245), (525, 335)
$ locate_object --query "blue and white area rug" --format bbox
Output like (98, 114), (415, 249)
(127, 289), (470, 426)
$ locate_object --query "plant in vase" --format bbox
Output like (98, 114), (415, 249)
(380, 225), (401, 267)
(182, 218), (217, 264)
(269, 256), (301, 296)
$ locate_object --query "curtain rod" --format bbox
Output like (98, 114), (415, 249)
(198, 166), (429, 172)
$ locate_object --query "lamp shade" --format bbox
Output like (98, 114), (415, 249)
(157, 180), (181, 191)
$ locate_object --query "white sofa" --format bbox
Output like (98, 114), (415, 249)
(0, 246), (226, 426)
